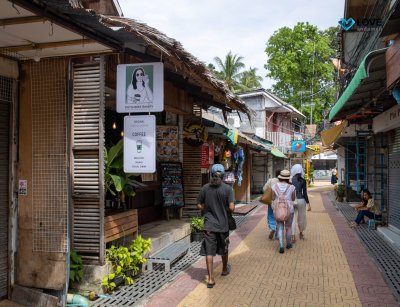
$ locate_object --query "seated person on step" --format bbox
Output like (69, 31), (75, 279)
(350, 190), (381, 228)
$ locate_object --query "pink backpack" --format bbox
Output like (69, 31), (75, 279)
(273, 184), (291, 222)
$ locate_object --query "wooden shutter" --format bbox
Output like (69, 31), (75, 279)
(71, 59), (105, 264)
(182, 106), (202, 216)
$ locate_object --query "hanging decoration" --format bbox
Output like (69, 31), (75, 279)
(225, 129), (238, 145)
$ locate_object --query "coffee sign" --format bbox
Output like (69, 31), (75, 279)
(124, 115), (156, 173)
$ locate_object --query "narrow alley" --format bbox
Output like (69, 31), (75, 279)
(143, 182), (398, 307)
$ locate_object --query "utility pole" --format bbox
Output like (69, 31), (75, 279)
(310, 40), (315, 126)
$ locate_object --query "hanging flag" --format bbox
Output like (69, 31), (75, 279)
(225, 129), (238, 145)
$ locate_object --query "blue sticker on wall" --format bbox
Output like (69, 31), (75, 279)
(291, 140), (306, 153)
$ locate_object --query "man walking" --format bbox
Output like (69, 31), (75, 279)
(262, 169), (281, 239)
(197, 164), (235, 288)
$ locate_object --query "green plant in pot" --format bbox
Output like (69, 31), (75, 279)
(190, 216), (204, 242)
(129, 235), (152, 277)
(336, 184), (345, 202)
(105, 139), (137, 208)
(69, 250), (83, 286)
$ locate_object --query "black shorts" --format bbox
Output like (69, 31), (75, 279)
(200, 231), (230, 256)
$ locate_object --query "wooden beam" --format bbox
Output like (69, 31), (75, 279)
(0, 39), (96, 52)
(0, 16), (47, 26)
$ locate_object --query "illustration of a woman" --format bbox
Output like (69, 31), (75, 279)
(126, 67), (154, 104)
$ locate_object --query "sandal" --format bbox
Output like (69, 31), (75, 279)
(207, 282), (215, 288)
(291, 235), (296, 243)
(299, 233), (304, 240)
(221, 264), (231, 276)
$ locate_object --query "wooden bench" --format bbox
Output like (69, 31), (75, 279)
(146, 239), (190, 271)
(104, 209), (138, 243)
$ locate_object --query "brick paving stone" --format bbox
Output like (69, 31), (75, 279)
(144, 183), (398, 306)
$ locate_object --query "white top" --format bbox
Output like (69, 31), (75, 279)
(272, 182), (296, 213)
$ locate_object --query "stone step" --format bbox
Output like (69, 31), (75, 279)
(139, 219), (191, 255)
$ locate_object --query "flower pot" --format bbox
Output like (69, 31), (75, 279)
(191, 231), (204, 242)
(133, 263), (143, 279)
(125, 268), (134, 277)
(337, 196), (344, 202)
(114, 275), (124, 286)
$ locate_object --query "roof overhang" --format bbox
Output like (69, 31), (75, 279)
(0, 1), (115, 60)
(2, 0), (251, 117)
(329, 48), (394, 122)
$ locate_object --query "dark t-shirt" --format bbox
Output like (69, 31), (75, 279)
(196, 182), (235, 232)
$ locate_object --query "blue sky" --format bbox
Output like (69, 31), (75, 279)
(119, 0), (345, 89)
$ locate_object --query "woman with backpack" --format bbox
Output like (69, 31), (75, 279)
(271, 170), (296, 254)
(290, 164), (310, 242)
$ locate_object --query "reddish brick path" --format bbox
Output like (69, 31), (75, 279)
(321, 192), (398, 306)
(143, 206), (268, 307)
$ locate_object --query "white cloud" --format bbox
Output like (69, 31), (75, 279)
(119, 0), (344, 90)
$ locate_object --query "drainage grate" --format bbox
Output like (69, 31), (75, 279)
(92, 207), (256, 306)
(329, 194), (400, 301)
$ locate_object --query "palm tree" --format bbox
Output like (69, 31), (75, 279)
(235, 67), (263, 92)
(213, 51), (245, 91)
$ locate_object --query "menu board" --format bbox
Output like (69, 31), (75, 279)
(156, 126), (179, 162)
(159, 162), (184, 208)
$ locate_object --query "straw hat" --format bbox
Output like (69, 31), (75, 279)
(277, 169), (291, 180)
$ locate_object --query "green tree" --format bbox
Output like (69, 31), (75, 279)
(213, 51), (245, 91)
(265, 22), (338, 124)
(235, 67), (263, 92)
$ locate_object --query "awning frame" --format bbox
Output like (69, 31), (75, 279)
(329, 48), (388, 122)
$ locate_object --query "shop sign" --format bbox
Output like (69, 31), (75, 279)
(156, 126), (179, 162)
(291, 140), (306, 153)
(183, 123), (208, 146)
(373, 105), (400, 133)
(201, 143), (209, 168)
(117, 62), (164, 113)
(124, 115), (156, 173)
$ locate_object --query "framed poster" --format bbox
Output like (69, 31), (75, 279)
(159, 162), (184, 208)
(156, 126), (179, 162)
(124, 115), (156, 173)
(117, 62), (164, 113)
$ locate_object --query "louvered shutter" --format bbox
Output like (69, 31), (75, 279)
(182, 106), (202, 216)
(71, 60), (105, 264)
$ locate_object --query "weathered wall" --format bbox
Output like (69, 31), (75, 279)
(17, 59), (68, 290)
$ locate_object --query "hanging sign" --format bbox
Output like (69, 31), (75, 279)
(183, 123), (208, 146)
(291, 140), (306, 153)
(124, 115), (156, 173)
(201, 143), (209, 168)
(117, 62), (164, 113)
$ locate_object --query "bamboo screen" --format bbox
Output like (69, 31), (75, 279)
(31, 58), (68, 253)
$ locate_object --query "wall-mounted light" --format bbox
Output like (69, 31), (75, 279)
(121, 131), (124, 137)
(112, 122), (117, 130)
(33, 48), (41, 62)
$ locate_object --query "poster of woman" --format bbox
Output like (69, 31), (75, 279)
(117, 62), (164, 113)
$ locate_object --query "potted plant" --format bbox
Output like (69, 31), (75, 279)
(129, 235), (152, 278)
(336, 184), (345, 202)
(69, 250), (83, 286)
(190, 216), (204, 242)
(105, 139), (137, 209)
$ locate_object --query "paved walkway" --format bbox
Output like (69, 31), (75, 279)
(143, 182), (398, 307)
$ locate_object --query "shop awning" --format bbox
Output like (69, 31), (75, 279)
(328, 48), (388, 122)
(271, 147), (288, 159)
(237, 132), (271, 153)
(320, 120), (348, 146)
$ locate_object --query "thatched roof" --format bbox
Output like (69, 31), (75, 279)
(98, 15), (252, 116)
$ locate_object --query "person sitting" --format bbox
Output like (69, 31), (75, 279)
(350, 190), (381, 228)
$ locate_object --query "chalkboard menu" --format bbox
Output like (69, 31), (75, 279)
(159, 162), (185, 208)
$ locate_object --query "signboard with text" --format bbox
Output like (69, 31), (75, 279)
(117, 62), (164, 113)
(124, 115), (156, 173)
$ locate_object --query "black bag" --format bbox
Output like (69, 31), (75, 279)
(227, 211), (237, 230)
